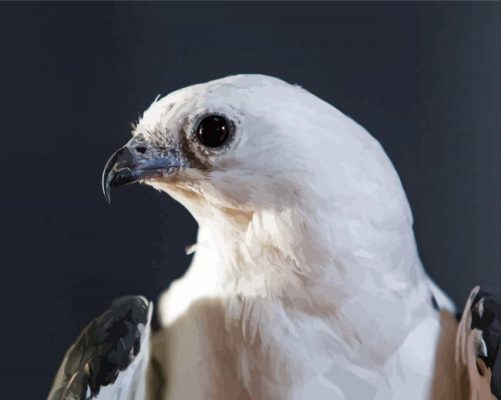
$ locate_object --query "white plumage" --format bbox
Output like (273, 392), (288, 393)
(140, 75), (452, 399)
(54, 75), (457, 400)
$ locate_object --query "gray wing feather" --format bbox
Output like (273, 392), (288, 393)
(48, 296), (152, 400)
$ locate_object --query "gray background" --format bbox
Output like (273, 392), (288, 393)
(1, 2), (500, 398)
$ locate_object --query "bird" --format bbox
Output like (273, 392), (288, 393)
(50, 74), (495, 399)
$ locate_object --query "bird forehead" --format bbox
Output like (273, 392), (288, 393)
(139, 74), (295, 125)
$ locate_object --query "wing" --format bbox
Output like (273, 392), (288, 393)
(456, 286), (501, 399)
(48, 296), (153, 400)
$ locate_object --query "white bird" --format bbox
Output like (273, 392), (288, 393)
(53, 74), (461, 399)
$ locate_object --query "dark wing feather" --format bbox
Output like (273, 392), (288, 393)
(48, 296), (152, 400)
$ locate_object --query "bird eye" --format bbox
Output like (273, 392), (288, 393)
(196, 115), (229, 148)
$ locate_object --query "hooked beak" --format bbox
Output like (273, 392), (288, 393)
(102, 143), (181, 204)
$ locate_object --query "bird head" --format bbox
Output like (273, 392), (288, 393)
(104, 75), (317, 218)
(103, 74), (412, 237)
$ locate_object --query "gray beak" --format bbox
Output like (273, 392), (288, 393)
(102, 142), (181, 204)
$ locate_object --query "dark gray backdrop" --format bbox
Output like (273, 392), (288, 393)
(1, 2), (500, 398)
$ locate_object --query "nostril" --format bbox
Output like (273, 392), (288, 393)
(135, 146), (147, 154)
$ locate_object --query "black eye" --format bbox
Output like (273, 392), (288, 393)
(196, 115), (229, 148)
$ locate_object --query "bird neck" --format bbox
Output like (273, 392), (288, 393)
(189, 200), (434, 362)
(195, 197), (427, 306)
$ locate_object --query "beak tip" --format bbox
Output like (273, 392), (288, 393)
(101, 172), (112, 204)
(102, 150), (121, 205)
(102, 181), (112, 205)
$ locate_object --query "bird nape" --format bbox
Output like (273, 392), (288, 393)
(50, 75), (499, 400)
